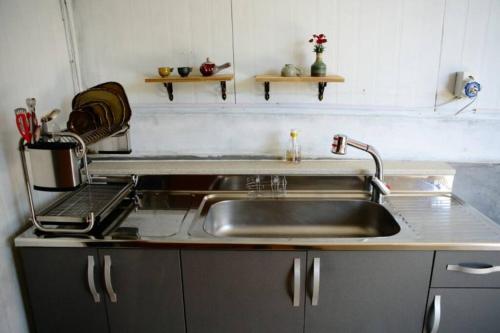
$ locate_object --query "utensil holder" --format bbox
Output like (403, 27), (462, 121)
(23, 132), (90, 191)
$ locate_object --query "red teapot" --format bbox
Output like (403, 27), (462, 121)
(199, 58), (231, 76)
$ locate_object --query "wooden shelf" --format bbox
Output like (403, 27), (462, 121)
(145, 74), (234, 83)
(145, 74), (234, 101)
(255, 75), (344, 83)
(255, 74), (345, 101)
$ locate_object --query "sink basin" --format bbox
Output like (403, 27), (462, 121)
(201, 199), (400, 238)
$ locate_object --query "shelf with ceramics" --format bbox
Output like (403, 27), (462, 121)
(145, 59), (233, 101)
(255, 34), (344, 101)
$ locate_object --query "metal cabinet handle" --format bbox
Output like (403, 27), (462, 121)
(447, 264), (500, 275)
(87, 256), (100, 303)
(312, 257), (320, 306)
(293, 258), (300, 307)
(427, 295), (441, 333)
(104, 255), (117, 303)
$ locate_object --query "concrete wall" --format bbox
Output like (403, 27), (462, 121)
(452, 163), (500, 223)
(0, 0), (74, 332)
(69, 0), (500, 161)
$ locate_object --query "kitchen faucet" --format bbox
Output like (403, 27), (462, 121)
(331, 134), (390, 203)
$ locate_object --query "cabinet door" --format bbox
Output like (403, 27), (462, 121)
(20, 248), (109, 333)
(98, 249), (185, 333)
(426, 289), (500, 333)
(182, 250), (307, 333)
(305, 251), (433, 333)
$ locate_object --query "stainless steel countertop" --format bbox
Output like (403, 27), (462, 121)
(15, 192), (500, 250)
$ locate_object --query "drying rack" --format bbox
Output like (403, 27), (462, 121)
(19, 131), (135, 234)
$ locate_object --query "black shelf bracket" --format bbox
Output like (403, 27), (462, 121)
(318, 82), (327, 101)
(163, 83), (174, 101)
(220, 81), (227, 100)
(162, 81), (229, 101)
(264, 82), (270, 100)
(262, 81), (328, 101)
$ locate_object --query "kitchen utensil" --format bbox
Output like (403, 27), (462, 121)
(15, 108), (33, 143)
(39, 109), (60, 141)
(67, 109), (99, 134)
(26, 98), (39, 143)
(41, 109), (61, 123)
(199, 58), (231, 76)
(177, 67), (192, 77)
(158, 67), (174, 77)
(73, 88), (125, 129)
(80, 102), (114, 131)
(94, 82), (131, 123)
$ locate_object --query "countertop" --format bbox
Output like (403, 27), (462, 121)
(15, 159), (500, 250)
(15, 194), (500, 250)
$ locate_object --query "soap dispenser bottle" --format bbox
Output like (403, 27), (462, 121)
(286, 129), (301, 163)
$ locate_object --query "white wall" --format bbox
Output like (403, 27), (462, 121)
(69, 0), (500, 162)
(0, 0), (74, 332)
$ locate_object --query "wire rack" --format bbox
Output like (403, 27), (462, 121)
(38, 182), (133, 224)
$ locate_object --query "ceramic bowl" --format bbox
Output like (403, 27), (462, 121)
(158, 67), (174, 77)
(177, 67), (192, 77)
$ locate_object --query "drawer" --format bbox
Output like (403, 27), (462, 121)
(432, 251), (500, 288)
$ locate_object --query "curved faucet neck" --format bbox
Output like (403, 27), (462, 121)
(344, 138), (383, 181)
(332, 134), (389, 203)
(365, 146), (383, 181)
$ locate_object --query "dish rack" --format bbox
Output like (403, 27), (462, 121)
(19, 130), (136, 234)
(86, 125), (131, 155)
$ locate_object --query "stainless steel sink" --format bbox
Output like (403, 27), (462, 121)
(192, 197), (400, 238)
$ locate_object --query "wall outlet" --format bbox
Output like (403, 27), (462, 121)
(454, 72), (481, 98)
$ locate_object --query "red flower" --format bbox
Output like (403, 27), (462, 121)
(316, 37), (327, 44)
(309, 33), (328, 49)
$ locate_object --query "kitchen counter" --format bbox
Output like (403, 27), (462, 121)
(14, 163), (500, 250)
(16, 193), (500, 250)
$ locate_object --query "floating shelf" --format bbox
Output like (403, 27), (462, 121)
(145, 74), (234, 101)
(255, 75), (345, 101)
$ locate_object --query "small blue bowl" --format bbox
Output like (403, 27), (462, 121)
(177, 67), (192, 77)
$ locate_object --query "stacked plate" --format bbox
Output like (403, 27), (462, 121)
(68, 82), (132, 145)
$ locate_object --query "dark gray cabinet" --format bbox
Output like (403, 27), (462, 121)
(425, 250), (500, 333)
(426, 289), (500, 333)
(181, 250), (307, 333)
(20, 248), (109, 333)
(304, 251), (433, 333)
(24, 247), (500, 333)
(99, 249), (185, 333)
(20, 248), (185, 333)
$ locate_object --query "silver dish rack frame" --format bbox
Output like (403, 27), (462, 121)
(19, 130), (135, 234)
